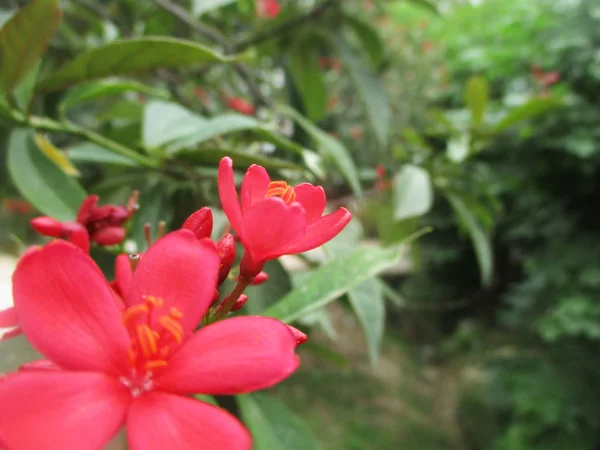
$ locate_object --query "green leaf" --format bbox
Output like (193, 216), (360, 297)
(193, 0), (237, 16)
(59, 79), (169, 115)
(289, 38), (327, 122)
(7, 129), (86, 221)
(13, 60), (41, 112)
(130, 182), (175, 251)
(490, 97), (561, 135)
(177, 148), (306, 172)
(264, 245), (402, 324)
(348, 278), (385, 366)
(465, 75), (488, 128)
(446, 193), (493, 287)
(336, 39), (390, 147)
(0, 0), (61, 95)
(344, 11), (385, 67)
(36, 37), (230, 93)
(392, 164), (433, 221)
(143, 100), (207, 148)
(195, 394), (218, 406)
(67, 142), (141, 167)
(278, 105), (362, 197)
(244, 260), (292, 315)
(238, 393), (319, 450)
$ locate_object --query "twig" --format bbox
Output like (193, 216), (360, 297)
(232, 0), (339, 53)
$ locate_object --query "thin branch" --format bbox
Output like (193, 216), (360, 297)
(232, 0), (339, 53)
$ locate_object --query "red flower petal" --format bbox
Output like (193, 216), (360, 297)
(12, 241), (130, 376)
(0, 372), (130, 450)
(0, 306), (18, 328)
(76, 194), (99, 224)
(0, 326), (22, 342)
(241, 165), (270, 213)
(241, 197), (306, 262)
(156, 316), (299, 395)
(282, 207), (351, 254)
(91, 226), (126, 246)
(114, 253), (133, 300)
(127, 392), (251, 450)
(218, 157), (243, 234)
(293, 183), (326, 224)
(62, 221), (90, 253)
(182, 207), (213, 240)
(30, 216), (64, 237)
(127, 230), (220, 335)
(19, 359), (62, 372)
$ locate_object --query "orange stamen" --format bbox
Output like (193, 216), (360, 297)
(144, 360), (168, 370)
(137, 324), (158, 357)
(123, 304), (149, 327)
(266, 181), (296, 204)
(159, 316), (184, 344)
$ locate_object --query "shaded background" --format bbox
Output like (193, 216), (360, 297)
(1, 0), (600, 449)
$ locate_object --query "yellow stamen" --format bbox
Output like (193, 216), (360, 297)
(137, 324), (158, 357)
(170, 307), (183, 319)
(123, 304), (149, 327)
(159, 315), (184, 344)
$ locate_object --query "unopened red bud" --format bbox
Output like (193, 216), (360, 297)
(239, 252), (264, 282)
(108, 206), (129, 226)
(62, 223), (90, 253)
(76, 195), (99, 224)
(250, 271), (269, 285)
(288, 326), (308, 346)
(217, 233), (236, 285)
(182, 207), (213, 240)
(30, 217), (64, 237)
(92, 226), (126, 246)
(230, 294), (248, 312)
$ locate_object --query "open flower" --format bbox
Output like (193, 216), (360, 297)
(0, 230), (299, 450)
(218, 157), (351, 278)
(31, 193), (137, 252)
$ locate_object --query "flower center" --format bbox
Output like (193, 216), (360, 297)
(265, 181), (296, 204)
(120, 296), (184, 396)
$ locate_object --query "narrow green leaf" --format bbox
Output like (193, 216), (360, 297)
(143, 100), (207, 148)
(490, 98), (561, 135)
(446, 193), (493, 287)
(465, 75), (488, 128)
(7, 129), (86, 221)
(13, 60), (41, 112)
(336, 39), (390, 147)
(244, 260), (292, 315)
(348, 278), (385, 366)
(238, 393), (320, 450)
(176, 148), (306, 172)
(344, 11), (385, 67)
(130, 182), (175, 250)
(67, 142), (141, 167)
(264, 245), (401, 324)
(0, 0), (61, 95)
(193, 0), (237, 16)
(36, 37), (230, 93)
(278, 105), (362, 196)
(289, 39), (327, 122)
(195, 394), (218, 406)
(59, 79), (169, 115)
(392, 164), (433, 221)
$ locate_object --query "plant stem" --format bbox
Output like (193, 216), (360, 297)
(214, 279), (250, 321)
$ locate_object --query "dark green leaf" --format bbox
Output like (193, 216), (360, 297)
(37, 37), (230, 93)
(446, 193), (493, 287)
(238, 393), (319, 450)
(336, 39), (390, 147)
(244, 260), (292, 315)
(465, 75), (488, 128)
(344, 11), (385, 67)
(490, 98), (561, 135)
(0, 0), (61, 95)
(13, 60), (41, 112)
(392, 164), (433, 220)
(264, 245), (402, 323)
(67, 142), (141, 167)
(348, 278), (385, 366)
(278, 105), (362, 196)
(177, 148), (306, 172)
(7, 129), (86, 221)
(289, 39), (327, 122)
(130, 182), (175, 250)
(59, 79), (169, 115)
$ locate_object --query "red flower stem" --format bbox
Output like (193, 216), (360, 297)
(214, 279), (250, 321)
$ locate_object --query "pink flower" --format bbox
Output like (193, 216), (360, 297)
(218, 157), (351, 278)
(0, 230), (300, 450)
(31, 193), (137, 252)
(256, 0), (281, 19)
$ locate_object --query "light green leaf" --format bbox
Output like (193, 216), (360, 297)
(446, 134), (469, 162)
(344, 11), (385, 67)
(465, 75), (488, 128)
(289, 38), (327, 122)
(490, 98), (561, 135)
(0, 0), (61, 95)
(59, 79), (169, 115)
(446, 193), (493, 287)
(7, 129), (86, 221)
(67, 142), (140, 167)
(36, 37), (230, 93)
(278, 105), (362, 196)
(238, 393), (319, 450)
(392, 164), (433, 221)
(193, 0), (237, 16)
(348, 278), (385, 366)
(176, 148), (306, 172)
(264, 245), (402, 323)
(143, 100), (207, 148)
(336, 39), (390, 147)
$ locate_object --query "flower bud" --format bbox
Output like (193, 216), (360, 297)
(30, 217), (64, 238)
(239, 252), (264, 282)
(76, 195), (99, 224)
(227, 97), (255, 116)
(288, 326), (308, 346)
(230, 294), (248, 312)
(92, 226), (126, 246)
(182, 207), (213, 240)
(250, 271), (269, 285)
(62, 222), (90, 253)
(217, 233), (236, 285)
